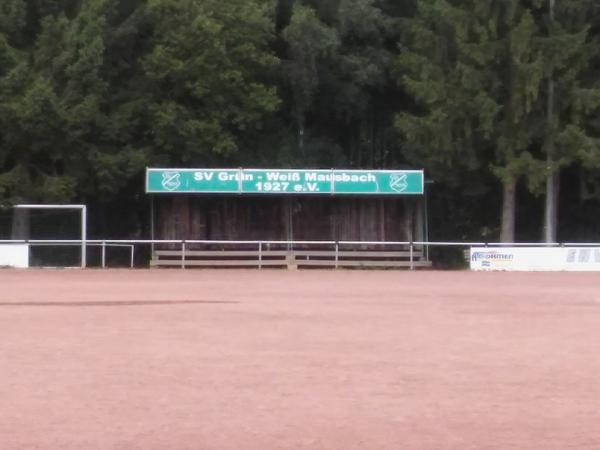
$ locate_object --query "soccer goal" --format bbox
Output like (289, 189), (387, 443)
(10, 204), (87, 268)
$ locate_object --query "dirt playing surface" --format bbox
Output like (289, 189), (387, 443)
(1, 269), (600, 449)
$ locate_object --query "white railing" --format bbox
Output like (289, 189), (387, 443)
(0, 239), (598, 269)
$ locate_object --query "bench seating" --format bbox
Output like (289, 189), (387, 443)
(150, 248), (432, 269)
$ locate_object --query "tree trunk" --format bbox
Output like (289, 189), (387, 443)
(544, 171), (559, 243)
(500, 177), (517, 243)
(11, 208), (30, 240)
(298, 123), (304, 152)
(543, 0), (558, 243)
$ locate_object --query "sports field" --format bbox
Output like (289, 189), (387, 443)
(1, 269), (599, 449)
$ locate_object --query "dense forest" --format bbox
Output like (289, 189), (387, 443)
(1, 0), (600, 242)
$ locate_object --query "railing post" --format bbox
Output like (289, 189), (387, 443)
(81, 206), (87, 269)
(258, 241), (262, 269)
(130, 245), (135, 268)
(335, 241), (339, 269)
(409, 242), (414, 270)
(101, 240), (106, 269)
(181, 240), (186, 269)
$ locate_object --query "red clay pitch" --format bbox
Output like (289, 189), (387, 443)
(1, 269), (600, 449)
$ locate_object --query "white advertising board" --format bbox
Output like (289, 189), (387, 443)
(0, 244), (30, 268)
(470, 247), (600, 271)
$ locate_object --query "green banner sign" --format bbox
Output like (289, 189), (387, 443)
(146, 168), (424, 195)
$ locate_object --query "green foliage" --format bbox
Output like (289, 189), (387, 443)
(395, 0), (600, 239)
(278, 0), (394, 166)
(0, 0), (280, 207)
(0, 0), (599, 239)
(143, 0), (280, 161)
(282, 4), (339, 138)
(395, 0), (545, 182)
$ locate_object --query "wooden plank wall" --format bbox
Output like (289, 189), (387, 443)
(155, 196), (418, 244)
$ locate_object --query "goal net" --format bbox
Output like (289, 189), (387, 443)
(0, 205), (86, 268)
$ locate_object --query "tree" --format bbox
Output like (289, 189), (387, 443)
(0, 0), (280, 205)
(278, 0), (394, 166)
(396, 0), (547, 242)
(142, 0), (280, 163)
(538, 0), (600, 242)
(282, 4), (339, 150)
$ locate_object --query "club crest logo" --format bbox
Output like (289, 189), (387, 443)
(389, 173), (408, 193)
(161, 171), (181, 191)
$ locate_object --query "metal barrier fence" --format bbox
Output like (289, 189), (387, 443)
(0, 240), (135, 268)
(1, 239), (600, 269)
(27, 242), (135, 268)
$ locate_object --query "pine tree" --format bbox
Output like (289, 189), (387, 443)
(537, 0), (600, 241)
(396, 0), (546, 242)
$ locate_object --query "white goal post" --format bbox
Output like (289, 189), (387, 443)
(14, 204), (87, 268)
